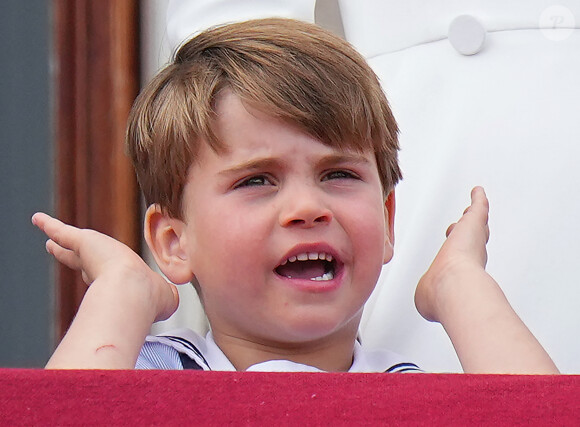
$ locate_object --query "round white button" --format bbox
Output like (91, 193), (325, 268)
(448, 15), (486, 55)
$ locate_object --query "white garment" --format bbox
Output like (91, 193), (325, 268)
(338, 0), (580, 374)
(166, 0), (316, 50)
(163, 0), (580, 373)
(136, 329), (420, 373)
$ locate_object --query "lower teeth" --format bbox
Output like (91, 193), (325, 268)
(310, 271), (334, 281)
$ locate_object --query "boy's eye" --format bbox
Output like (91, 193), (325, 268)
(322, 170), (359, 181)
(234, 174), (273, 189)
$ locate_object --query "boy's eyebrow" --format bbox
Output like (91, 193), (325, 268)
(218, 158), (281, 177)
(219, 152), (372, 177)
(317, 153), (372, 168)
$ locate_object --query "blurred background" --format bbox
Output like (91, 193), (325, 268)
(0, 0), (150, 367)
(1, 1), (52, 367)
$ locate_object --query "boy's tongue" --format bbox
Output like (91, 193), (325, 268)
(276, 260), (325, 280)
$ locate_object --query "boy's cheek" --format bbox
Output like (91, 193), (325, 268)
(348, 214), (390, 265)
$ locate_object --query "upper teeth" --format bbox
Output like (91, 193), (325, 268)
(279, 252), (335, 281)
(280, 252), (333, 265)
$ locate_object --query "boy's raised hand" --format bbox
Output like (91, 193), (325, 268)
(33, 212), (121, 286)
(32, 212), (179, 321)
(414, 187), (558, 373)
(415, 186), (490, 322)
(32, 213), (179, 368)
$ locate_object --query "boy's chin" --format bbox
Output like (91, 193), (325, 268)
(260, 312), (363, 346)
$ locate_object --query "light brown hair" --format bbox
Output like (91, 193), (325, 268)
(126, 18), (401, 219)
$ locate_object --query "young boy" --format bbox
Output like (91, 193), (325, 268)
(33, 18), (558, 373)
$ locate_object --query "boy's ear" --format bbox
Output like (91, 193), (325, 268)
(383, 190), (396, 264)
(144, 204), (193, 285)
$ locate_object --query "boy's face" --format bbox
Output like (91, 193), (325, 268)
(177, 91), (394, 347)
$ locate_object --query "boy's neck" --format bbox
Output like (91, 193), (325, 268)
(212, 327), (359, 372)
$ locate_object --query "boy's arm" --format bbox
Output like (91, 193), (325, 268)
(32, 213), (179, 369)
(415, 187), (559, 374)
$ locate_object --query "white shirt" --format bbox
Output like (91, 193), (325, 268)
(136, 329), (420, 373)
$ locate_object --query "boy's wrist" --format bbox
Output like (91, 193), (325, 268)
(83, 265), (170, 323)
(417, 261), (490, 323)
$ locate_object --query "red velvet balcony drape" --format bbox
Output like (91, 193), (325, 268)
(2, 370), (578, 425)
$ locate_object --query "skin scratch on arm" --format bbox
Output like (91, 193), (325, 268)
(95, 344), (117, 354)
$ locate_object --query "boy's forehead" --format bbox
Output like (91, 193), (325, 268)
(211, 90), (374, 156)
(213, 90), (275, 126)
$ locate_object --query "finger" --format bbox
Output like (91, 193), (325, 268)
(471, 186), (488, 204)
(32, 212), (56, 229)
(45, 239), (82, 271)
(469, 186), (489, 223)
(484, 224), (490, 243)
(446, 222), (456, 237)
(32, 212), (82, 253)
(455, 187), (488, 228)
(81, 272), (91, 285)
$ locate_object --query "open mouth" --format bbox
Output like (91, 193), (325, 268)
(275, 252), (337, 281)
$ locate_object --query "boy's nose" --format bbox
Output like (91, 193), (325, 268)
(278, 186), (333, 228)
